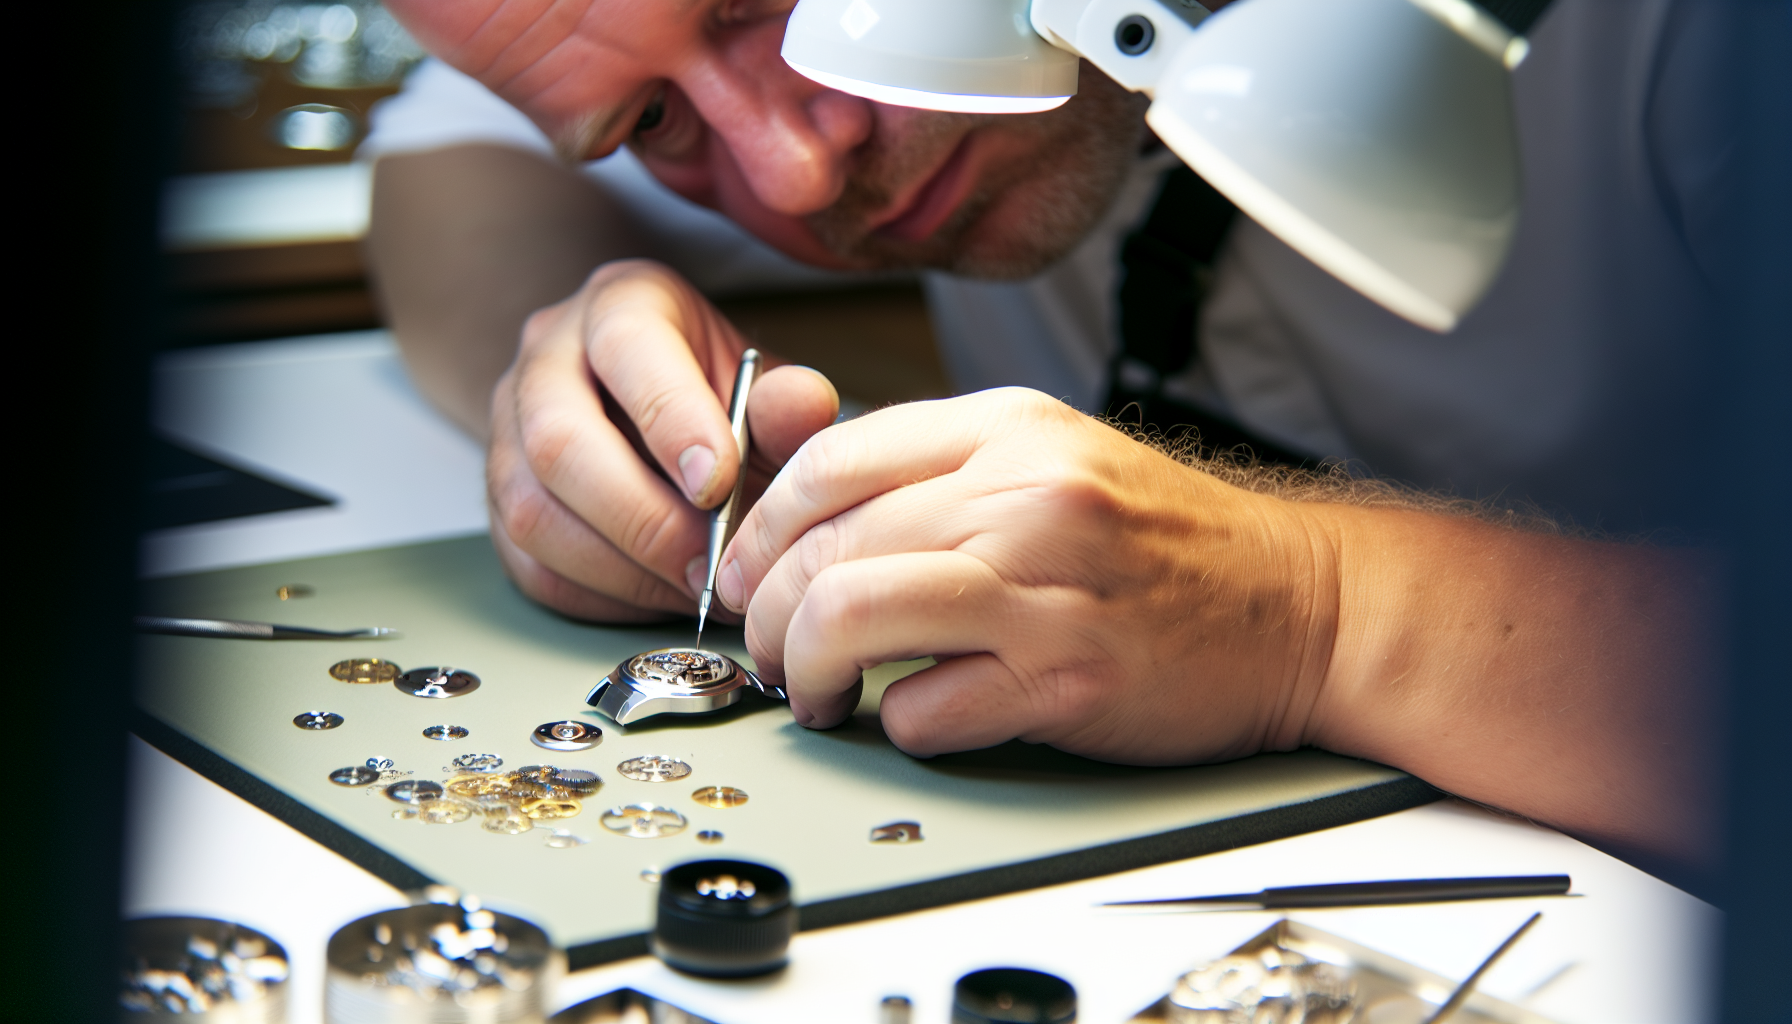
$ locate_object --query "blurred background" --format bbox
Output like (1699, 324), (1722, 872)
(163, 0), (949, 407)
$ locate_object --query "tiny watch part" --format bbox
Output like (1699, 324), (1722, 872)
(329, 766), (381, 786)
(385, 780), (444, 804)
(532, 720), (603, 752)
(617, 755), (692, 783)
(275, 584), (314, 600)
(692, 786), (748, 808)
(422, 724), (468, 741)
(293, 711), (343, 730)
(586, 648), (785, 725)
(396, 666), (480, 699)
(329, 658), (400, 685)
(601, 803), (688, 838)
(550, 768), (603, 795)
(448, 752), (504, 773)
(365, 756), (396, 771)
(696, 830), (723, 844)
(870, 821), (923, 844)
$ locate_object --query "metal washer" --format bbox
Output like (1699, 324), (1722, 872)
(532, 720), (603, 752)
(396, 667), (480, 699)
(293, 711), (343, 730)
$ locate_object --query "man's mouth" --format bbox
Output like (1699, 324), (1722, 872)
(869, 133), (981, 245)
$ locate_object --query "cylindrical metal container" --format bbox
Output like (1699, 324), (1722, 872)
(325, 900), (562, 1024)
(119, 916), (289, 1022)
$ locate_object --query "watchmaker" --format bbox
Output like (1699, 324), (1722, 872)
(363, 0), (1735, 887)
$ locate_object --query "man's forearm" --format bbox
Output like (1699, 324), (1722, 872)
(365, 144), (644, 438)
(1307, 504), (1724, 873)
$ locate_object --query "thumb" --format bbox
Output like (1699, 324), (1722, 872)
(747, 365), (840, 467)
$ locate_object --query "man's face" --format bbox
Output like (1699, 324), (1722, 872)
(386, 0), (1148, 279)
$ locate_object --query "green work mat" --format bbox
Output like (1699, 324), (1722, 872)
(135, 535), (1434, 967)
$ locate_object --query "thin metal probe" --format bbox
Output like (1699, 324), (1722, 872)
(135, 616), (398, 640)
(1422, 911), (1542, 1024)
(696, 348), (761, 649)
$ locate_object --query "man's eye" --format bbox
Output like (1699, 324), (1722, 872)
(636, 93), (666, 134)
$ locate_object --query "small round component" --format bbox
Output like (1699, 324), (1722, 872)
(329, 658), (400, 685)
(692, 785), (748, 808)
(640, 868), (662, 883)
(871, 821), (923, 844)
(365, 756), (395, 771)
(419, 799), (474, 825)
(617, 755), (692, 783)
(696, 830), (723, 844)
(276, 584), (315, 600)
(1114, 13), (1155, 55)
(396, 666), (480, 699)
(385, 780), (444, 804)
(952, 968), (1076, 1024)
(521, 797), (582, 820)
(449, 752), (504, 773)
(293, 711), (343, 731)
(531, 719), (603, 752)
(600, 803), (688, 838)
(329, 765), (380, 786)
(652, 859), (794, 977)
(548, 768), (602, 796)
(482, 808), (533, 835)
(544, 830), (588, 848)
(422, 724), (469, 741)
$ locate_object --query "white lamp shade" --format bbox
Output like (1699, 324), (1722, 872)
(782, 0), (1081, 113)
(1146, 0), (1522, 332)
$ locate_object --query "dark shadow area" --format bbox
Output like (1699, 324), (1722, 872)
(145, 435), (335, 529)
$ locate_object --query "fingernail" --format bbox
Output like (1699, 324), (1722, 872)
(718, 559), (744, 611)
(789, 699), (815, 728)
(677, 445), (717, 503)
(685, 556), (708, 597)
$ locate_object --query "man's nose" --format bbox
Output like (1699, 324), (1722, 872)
(688, 44), (873, 216)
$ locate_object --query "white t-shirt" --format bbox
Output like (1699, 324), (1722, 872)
(362, 0), (1733, 533)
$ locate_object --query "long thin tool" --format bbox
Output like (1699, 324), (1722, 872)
(1422, 912), (1543, 1024)
(696, 348), (762, 649)
(1101, 874), (1570, 909)
(135, 616), (398, 640)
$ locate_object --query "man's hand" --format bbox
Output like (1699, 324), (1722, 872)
(488, 259), (839, 622)
(716, 388), (1340, 762)
(717, 387), (1720, 873)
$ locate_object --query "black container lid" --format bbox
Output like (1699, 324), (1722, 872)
(651, 859), (795, 978)
(953, 967), (1077, 1024)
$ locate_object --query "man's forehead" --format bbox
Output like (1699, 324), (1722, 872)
(390, 0), (716, 151)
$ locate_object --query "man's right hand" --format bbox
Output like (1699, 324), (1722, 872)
(486, 259), (839, 622)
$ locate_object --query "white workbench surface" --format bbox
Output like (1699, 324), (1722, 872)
(129, 331), (1718, 1024)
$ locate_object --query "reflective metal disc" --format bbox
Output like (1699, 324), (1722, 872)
(422, 724), (468, 741)
(521, 797), (582, 820)
(330, 658), (401, 684)
(696, 830), (724, 844)
(419, 800), (474, 825)
(531, 720), (603, 751)
(396, 666), (480, 699)
(449, 753), (503, 773)
(600, 803), (688, 838)
(482, 810), (532, 835)
(329, 766), (381, 786)
(544, 830), (588, 848)
(365, 756), (396, 771)
(385, 780), (444, 804)
(616, 755), (692, 782)
(548, 768), (602, 796)
(691, 786), (748, 808)
(293, 711), (343, 730)
(870, 821), (923, 843)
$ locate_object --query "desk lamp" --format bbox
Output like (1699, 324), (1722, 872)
(783, 0), (1549, 332)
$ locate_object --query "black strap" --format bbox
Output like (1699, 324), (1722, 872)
(1105, 165), (1315, 468)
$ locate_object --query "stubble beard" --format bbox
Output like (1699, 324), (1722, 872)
(804, 70), (1151, 281)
